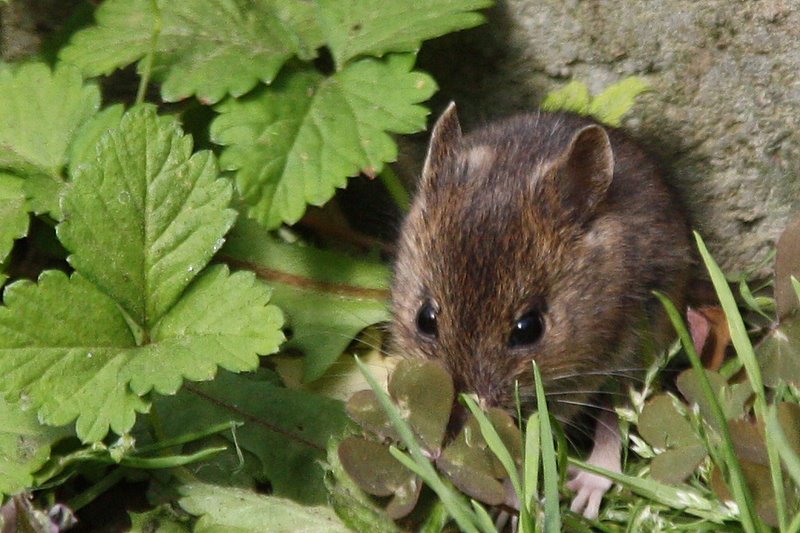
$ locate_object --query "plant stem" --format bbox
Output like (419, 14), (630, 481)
(136, 0), (162, 104)
(380, 165), (411, 212)
(67, 468), (126, 512)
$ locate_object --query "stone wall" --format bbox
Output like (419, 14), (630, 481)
(419, 0), (800, 277)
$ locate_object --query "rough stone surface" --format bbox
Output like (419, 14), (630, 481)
(417, 0), (800, 277)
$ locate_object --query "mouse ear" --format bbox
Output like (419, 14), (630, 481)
(552, 124), (614, 220)
(420, 102), (462, 191)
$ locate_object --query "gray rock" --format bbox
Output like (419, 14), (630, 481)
(418, 0), (800, 277)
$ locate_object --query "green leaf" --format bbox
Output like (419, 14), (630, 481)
(0, 63), (100, 176)
(0, 271), (148, 442)
(0, 174), (28, 263)
(124, 265), (285, 395)
(68, 104), (125, 176)
(587, 77), (650, 127)
(221, 218), (390, 381)
(540, 80), (591, 115)
(758, 314), (800, 388)
(316, 0), (491, 67)
(156, 370), (348, 504)
(388, 359), (454, 453)
(0, 63), (100, 215)
(179, 483), (351, 533)
(0, 397), (71, 497)
(326, 438), (401, 533)
(59, 0), (308, 104)
(58, 105), (236, 329)
(212, 55), (436, 228)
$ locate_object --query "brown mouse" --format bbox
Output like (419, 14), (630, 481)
(390, 103), (693, 518)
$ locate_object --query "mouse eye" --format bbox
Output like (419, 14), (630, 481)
(416, 301), (438, 337)
(509, 309), (544, 347)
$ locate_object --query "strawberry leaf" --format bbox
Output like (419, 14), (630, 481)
(316, 0), (491, 67)
(212, 54), (436, 228)
(58, 105), (236, 329)
(0, 174), (28, 264)
(0, 106), (283, 443)
(59, 0), (310, 104)
(0, 271), (148, 442)
(0, 63), (100, 216)
(124, 265), (284, 395)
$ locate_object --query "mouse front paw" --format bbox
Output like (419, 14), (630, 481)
(566, 469), (613, 519)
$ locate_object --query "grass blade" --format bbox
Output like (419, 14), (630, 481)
(766, 404), (800, 488)
(694, 231), (786, 531)
(533, 361), (561, 533)
(567, 457), (731, 521)
(463, 395), (533, 533)
(656, 290), (763, 533)
(524, 413), (541, 516)
(355, 356), (485, 533)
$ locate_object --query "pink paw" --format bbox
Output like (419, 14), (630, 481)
(566, 468), (612, 519)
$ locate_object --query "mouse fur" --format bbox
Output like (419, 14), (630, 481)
(390, 104), (693, 423)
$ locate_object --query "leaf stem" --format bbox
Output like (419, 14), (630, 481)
(379, 165), (410, 212)
(67, 468), (126, 512)
(136, 0), (162, 104)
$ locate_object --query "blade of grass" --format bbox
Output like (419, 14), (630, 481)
(533, 361), (561, 533)
(792, 276), (800, 306)
(354, 356), (486, 533)
(463, 395), (533, 533)
(766, 404), (800, 488)
(695, 231), (786, 531)
(524, 413), (541, 516)
(471, 500), (498, 533)
(567, 457), (731, 522)
(656, 290), (763, 533)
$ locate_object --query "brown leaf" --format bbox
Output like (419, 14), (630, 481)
(774, 214), (800, 320)
(687, 306), (730, 371)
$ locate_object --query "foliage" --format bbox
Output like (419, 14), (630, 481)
(541, 77), (651, 127)
(0, 0), (492, 530)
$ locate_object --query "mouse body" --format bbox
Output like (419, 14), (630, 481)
(389, 104), (692, 517)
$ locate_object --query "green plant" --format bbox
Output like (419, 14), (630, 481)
(0, 0), (491, 530)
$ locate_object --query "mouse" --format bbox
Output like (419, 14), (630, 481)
(389, 103), (693, 519)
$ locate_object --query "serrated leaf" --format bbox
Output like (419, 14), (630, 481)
(757, 316), (800, 387)
(0, 174), (28, 262)
(60, 0), (307, 104)
(156, 370), (348, 504)
(774, 214), (800, 319)
(0, 63), (100, 176)
(124, 265), (284, 396)
(316, 0), (491, 67)
(0, 63), (100, 215)
(68, 104), (125, 176)
(0, 271), (148, 442)
(212, 55), (436, 228)
(0, 397), (71, 497)
(540, 80), (591, 115)
(587, 76), (651, 127)
(179, 483), (351, 533)
(221, 218), (390, 381)
(58, 105), (236, 329)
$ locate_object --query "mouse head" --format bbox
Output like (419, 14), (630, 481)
(391, 103), (631, 421)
